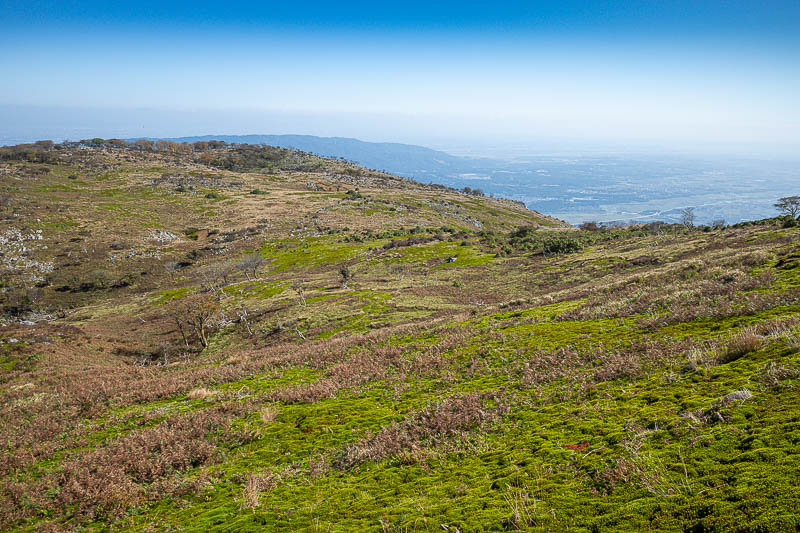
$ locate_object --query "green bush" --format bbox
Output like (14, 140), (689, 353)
(541, 237), (584, 254)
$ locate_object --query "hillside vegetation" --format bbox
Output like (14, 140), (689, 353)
(1, 141), (799, 532)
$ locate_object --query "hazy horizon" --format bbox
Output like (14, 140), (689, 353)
(2, 1), (799, 156)
(2, 104), (800, 161)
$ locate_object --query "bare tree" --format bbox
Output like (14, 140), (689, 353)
(198, 263), (231, 299)
(26, 287), (44, 310)
(220, 260), (238, 285)
(238, 254), (265, 280)
(237, 307), (253, 335)
(163, 261), (180, 281)
(711, 219), (726, 229)
(774, 196), (800, 218)
(680, 207), (696, 230)
(165, 293), (220, 348)
(292, 280), (306, 306)
(0, 193), (13, 213)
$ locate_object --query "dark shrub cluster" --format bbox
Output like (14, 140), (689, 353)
(210, 143), (322, 172)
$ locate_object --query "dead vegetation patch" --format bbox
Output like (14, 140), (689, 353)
(332, 392), (506, 470)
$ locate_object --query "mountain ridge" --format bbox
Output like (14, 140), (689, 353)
(159, 133), (497, 178)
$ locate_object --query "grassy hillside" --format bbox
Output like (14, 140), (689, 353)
(1, 142), (799, 532)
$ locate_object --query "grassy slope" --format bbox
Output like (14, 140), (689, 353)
(1, 146), (799, 532)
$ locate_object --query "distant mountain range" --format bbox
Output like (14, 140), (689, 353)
(165, 134), (496, 181)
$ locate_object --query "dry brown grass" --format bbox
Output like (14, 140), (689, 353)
(594, 426), (695, 497)
(517, 338), (693, 396)
(782, 332), (800, 353)
(0, 403), (258, 524)
(717, 327), (763, 364)
(332, 392), (505, 470)
(259, 405), (279, 423)
(504, 484), (537, 530)
(0, 322), (410, 480)
(241, 472), (277, 510)
(187, 387), (217, 400)
(764, 322), (800, 353)
(685, 346), (714, 371)
(758, 361), (800, 388)
(559, 257), (788, 327)
(266, 325), (471, 404)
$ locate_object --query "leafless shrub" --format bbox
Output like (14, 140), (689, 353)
(0, 193), (13, 212)
(339, 265), (354, 288)
(680, 207), (696, 230)
(579, 221), (600, 231)
(236, 306), (254, 335)
(198, 261), (237, 297)
(292, 280), (306, 305)
(163, 261), (180, 280)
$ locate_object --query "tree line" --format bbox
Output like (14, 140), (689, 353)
(0, 138), (235, 163)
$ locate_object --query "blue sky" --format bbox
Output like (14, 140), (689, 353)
(1, 1), (798, 151)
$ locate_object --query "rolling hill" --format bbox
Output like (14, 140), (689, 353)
(1, 140), (799, 532)
(165, 134), (494, 179)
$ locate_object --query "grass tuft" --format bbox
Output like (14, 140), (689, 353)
(187, 387), (217, 400)
(717, 326), (763, 364)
